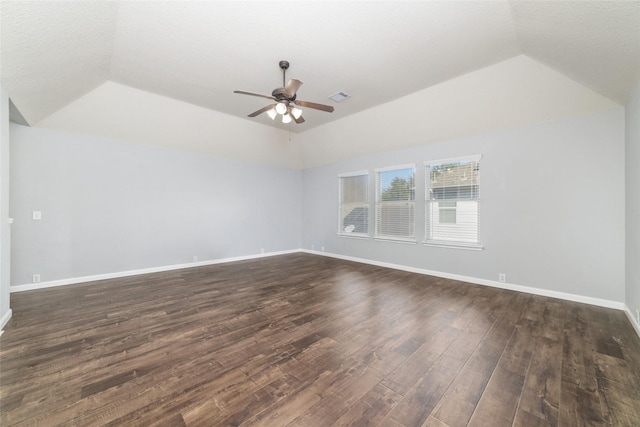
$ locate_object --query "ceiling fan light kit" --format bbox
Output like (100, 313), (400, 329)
(234, 60), (335, 125)
(291, 107), (302, 119)
(275, 102), (287, 115)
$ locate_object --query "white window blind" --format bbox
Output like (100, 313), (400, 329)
(375, 165), (415, 241)
(338, 172), (369, 236)
(425, 156), (481, 248)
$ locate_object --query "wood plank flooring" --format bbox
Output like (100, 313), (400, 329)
(1, 253), (639, 426)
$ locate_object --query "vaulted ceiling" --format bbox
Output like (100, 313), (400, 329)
(1, 1), (639, 168)
(0, 0), (640, 168)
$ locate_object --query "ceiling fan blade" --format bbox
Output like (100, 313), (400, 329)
(234, 90), (276, 101)
(294, 100), (334, 113)
(248, 104), (276, 117)
(284, 79), (303, 98)
(293, 114), (305, 124)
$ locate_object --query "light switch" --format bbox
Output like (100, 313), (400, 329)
(32, 211), (42, 220)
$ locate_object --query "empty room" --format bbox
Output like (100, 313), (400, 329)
(1, 1), (640, 426)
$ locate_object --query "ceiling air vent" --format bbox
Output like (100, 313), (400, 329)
(329, 91), (351, 102)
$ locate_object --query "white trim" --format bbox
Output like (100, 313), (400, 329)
(337, 170), (369, 178)
(300, 249), (625, 311)
(0, 308), (12, 332)
(423, 241), (484, 251)
(624, 304), (640, 339)
(423, 154), (482, 166)
(374, 163), (416, 173)
(9, 250), (299, 293)
(373, 237), (417, 244)
(337, 233), (369, 239)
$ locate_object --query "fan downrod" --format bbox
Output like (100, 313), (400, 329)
(279, 60), (290, 88)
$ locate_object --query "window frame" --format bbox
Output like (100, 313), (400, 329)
(337, 170), (370, 238)
(424, 155), (483, 250)
(374, 164), (417, 243)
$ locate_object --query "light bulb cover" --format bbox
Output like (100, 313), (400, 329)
(282, 113), (292, 124)
(266, 108), (277, 120)
(275, 102), (287, 115)
(291, 107), (302, 119)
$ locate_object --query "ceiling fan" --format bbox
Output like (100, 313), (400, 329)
(234, 60), (334, 124)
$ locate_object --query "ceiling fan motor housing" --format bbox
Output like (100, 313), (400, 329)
(272, 87), (295, 101)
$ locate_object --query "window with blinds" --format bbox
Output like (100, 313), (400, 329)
(375, 165), (416, 241)
(338, 172), (369, 236)
(425, 156), (481, 248)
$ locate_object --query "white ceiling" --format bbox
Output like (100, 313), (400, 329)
(2, 1), (639, 134)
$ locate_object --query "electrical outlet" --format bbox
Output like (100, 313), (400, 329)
(32, 211), (42, 220)
(32, 274), (41, 283)
(321, 246), (325, 252)
(311, 245), (315, 250)
(260, 248), (265, 254)
(193, 256), (198, 262)
(499, 273), (506, 283)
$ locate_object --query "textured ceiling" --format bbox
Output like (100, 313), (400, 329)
(1, 1), (639, 133)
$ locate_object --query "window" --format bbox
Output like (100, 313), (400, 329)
(338, 171), (369, 236)
(425, 156), (481, 248)
(375, 165), (416, 241)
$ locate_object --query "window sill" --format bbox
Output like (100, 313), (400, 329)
(337, 233), (369, 239)
(423, 241), (484, 251)
(374, 237), (417, 245)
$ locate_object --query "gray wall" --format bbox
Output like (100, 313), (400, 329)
(6, 105), (630, 310)
(302, 108), (626, 303)
(10, 124), (302, 285)
(626, 82), (640, 320)
(1, 87), (11, 328)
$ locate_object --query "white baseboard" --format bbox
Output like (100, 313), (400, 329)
(0, 308), (12, 332)
(624, 304), (640, 339)
(301, 249), (626, 311)
(9, 249), (299, 293)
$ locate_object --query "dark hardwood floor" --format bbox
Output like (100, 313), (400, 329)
(1, 253), (639, 426)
